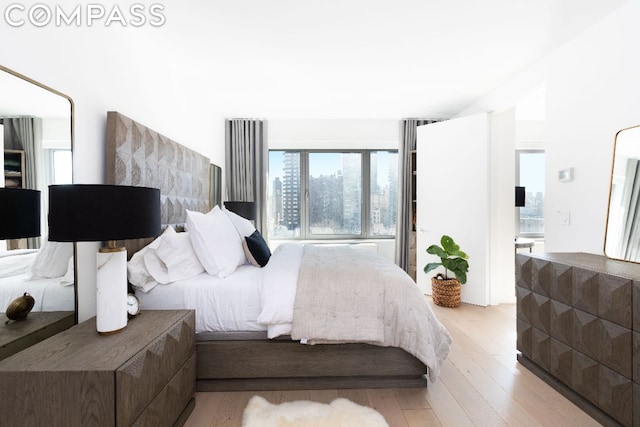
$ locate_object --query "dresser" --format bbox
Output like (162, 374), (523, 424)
(0, 310), (196, 427)
(516, 253), (639, 427)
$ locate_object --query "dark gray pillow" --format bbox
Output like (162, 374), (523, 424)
(243, 230), (271, 267)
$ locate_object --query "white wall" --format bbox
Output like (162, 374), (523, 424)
(459, 0), (640, 256)
(1, 11), (228, 322)
(269, 119), (399, 150)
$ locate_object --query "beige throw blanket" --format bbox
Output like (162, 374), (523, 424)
(291, 245), (451, 382)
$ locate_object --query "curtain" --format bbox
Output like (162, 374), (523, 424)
(395, 119), (437, 273)
(2, 117), (43, 249)
(225, 119), (268, 236)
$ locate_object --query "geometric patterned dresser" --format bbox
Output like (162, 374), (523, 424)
(516, 253), (639, 427)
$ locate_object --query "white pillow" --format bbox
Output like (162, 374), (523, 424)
(222, 205), (256, 237)
(186, 207), (245, 278)
(128, 236), (163, 293)
(60, 257), (75, 286)
(29, 237), (73, 279)
(0, 250), (37, 278)
(144, 226), (204, 284)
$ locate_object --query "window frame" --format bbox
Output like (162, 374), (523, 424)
(268, 149), (398, 240)
(516, 149), (545, 239)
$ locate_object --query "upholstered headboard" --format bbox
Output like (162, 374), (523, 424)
(105, 111), (211, 254)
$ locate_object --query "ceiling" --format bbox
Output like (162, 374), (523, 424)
(166, 0), (631, 119)
(0, 0), (630, 120)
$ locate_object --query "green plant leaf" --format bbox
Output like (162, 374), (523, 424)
(424, 262), (442, 274)
(426, 245), (446, 258)
(424, 235), (469, 284)
(441, 235), (459, 255)
(450, 249), (469, 259)
(456, 270), (467, 284)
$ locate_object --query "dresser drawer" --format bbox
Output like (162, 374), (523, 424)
(116, 311), (195, 427)
(132, 353), (196, 427)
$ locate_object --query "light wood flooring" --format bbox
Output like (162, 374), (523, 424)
(184, 300), (602, 427)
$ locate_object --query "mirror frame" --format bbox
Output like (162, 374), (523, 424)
(603, 123), (640, 264)
(0, 64), (77, 323)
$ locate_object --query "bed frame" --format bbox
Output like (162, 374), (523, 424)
(106, 111), (428, 391)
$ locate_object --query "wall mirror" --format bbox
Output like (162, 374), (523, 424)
(604, 124), (640, 262)
(0, 65), (75, 360)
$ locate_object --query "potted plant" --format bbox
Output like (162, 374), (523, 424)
(424, 235), (469, 307)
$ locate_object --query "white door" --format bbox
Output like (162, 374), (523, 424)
(415, 111), (515, 306)
(416, 113), (491, 305)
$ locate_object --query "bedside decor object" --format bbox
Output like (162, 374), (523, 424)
(515, 186), (525, 207)
(424, 235), (469, 307)
(223, 201), (256, 221)
(48, 184), (160, 334)
(5, 292), (35, 324)
(126, 293), (140, 318)
(0, 188), (41, 240)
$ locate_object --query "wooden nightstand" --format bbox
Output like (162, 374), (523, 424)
(0, 311), (75, 361)
(0, 310), (195, 427)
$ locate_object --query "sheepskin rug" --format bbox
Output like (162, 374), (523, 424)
(241, 395), (389, 427)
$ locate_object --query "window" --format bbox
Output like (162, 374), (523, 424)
(52, 150), (72, 184)
(517, 150), (545, 237)
(268, 150), (398, 239)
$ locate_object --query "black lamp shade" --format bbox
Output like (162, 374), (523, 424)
(224, 201), (256, 221)
(48, 185), (161, 242)
(515, 186), (525, 207)
(0, 188), (41, 239)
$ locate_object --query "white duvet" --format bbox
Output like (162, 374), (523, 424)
(0, 251), (75, 312)
(137, 243), (304, 335)
(137, 242), (451, 381)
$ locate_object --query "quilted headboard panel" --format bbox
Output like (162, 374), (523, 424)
(105, 111), (211, 254)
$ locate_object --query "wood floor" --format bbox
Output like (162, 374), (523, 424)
(183, 300), (602, 427)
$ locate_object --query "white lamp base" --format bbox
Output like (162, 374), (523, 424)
(96, 247), (128, 334)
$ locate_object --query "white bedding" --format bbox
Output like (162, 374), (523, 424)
(134, 242), (452, 379)
(0, 249), (38, 278)
(0, 250), (75, 313)
(0, 273), (75, 312)
(136, 263), (266, 333)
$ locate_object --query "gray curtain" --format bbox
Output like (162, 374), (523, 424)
(2, 117), (43, 248)
(395, 119), (437, 272)
(225, 119), (268, 236)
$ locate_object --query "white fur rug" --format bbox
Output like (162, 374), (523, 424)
(241, 395), (389, 427)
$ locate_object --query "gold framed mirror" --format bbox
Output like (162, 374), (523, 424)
(604, 124), (640, 262)
(0, 65), (76, 360)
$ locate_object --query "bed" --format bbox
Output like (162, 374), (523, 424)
(0, 246), (75, 314)
(106, 111), (451, 391)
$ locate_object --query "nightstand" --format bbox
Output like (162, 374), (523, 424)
(0, 310), (195, 427)
(0, 311), (75, 361)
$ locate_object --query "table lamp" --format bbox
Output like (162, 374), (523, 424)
(224, 201), (256, 221)
(0, 188), (41, 240)
(515, 186), (525, 207)
(48, 184), (160, 334)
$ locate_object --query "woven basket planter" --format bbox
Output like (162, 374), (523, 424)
(431, 277), (461, 308)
